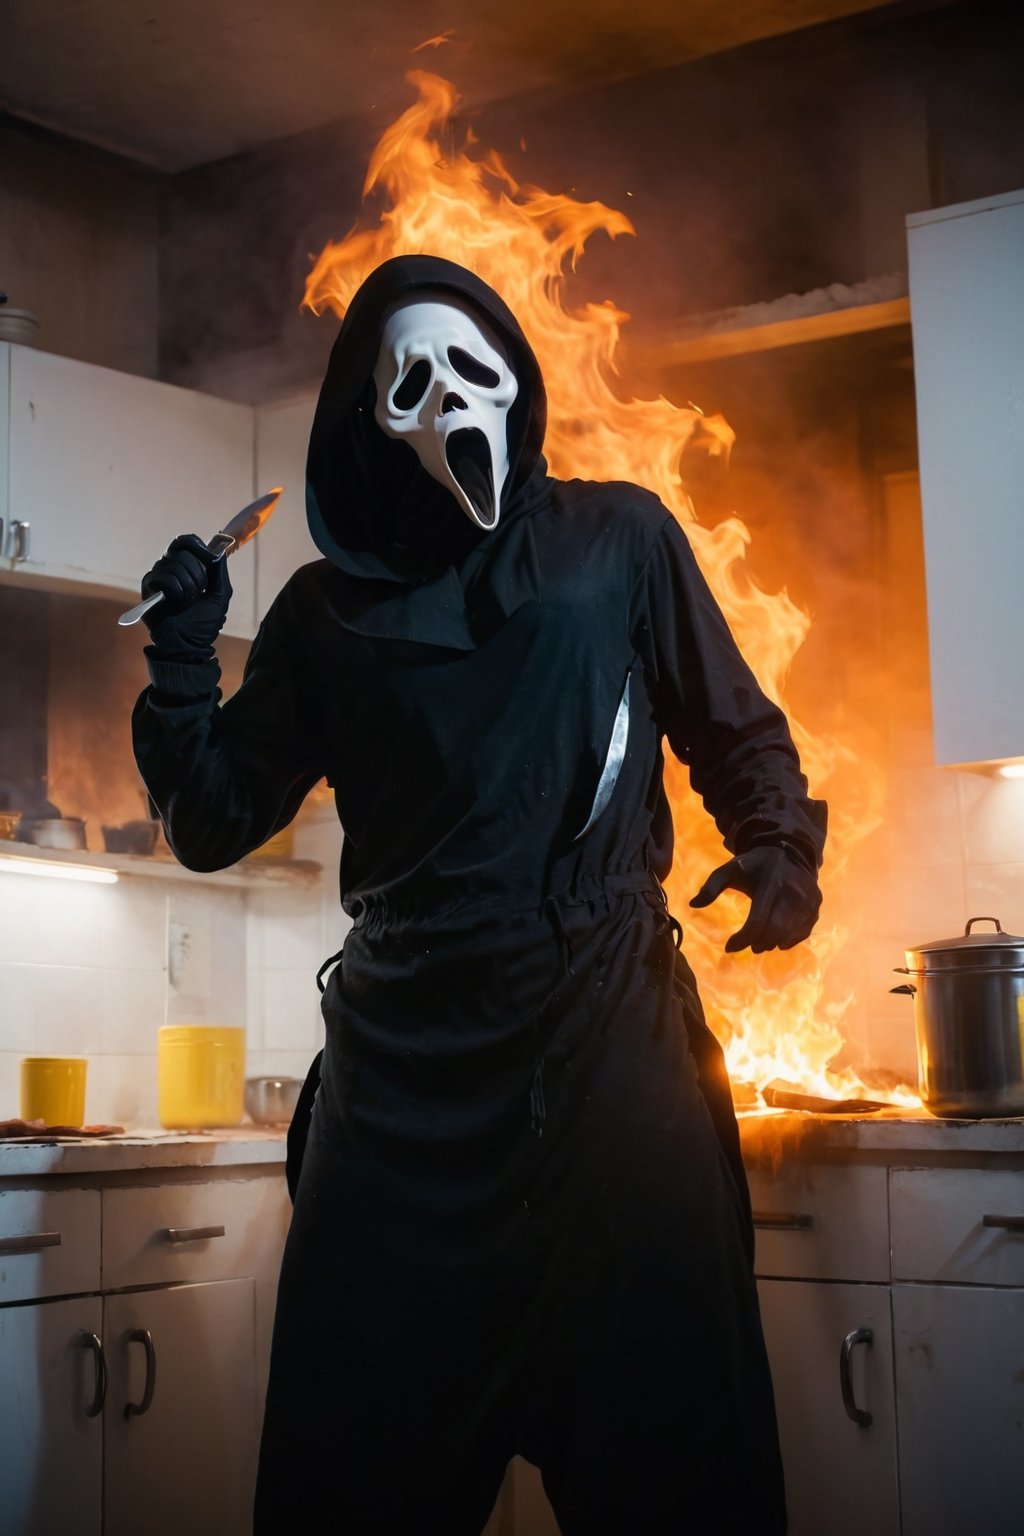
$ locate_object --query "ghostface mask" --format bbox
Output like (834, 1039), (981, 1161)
(373, 297), (518, 531)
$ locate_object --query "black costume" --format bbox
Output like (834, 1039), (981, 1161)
(133, 256), (826, 1534)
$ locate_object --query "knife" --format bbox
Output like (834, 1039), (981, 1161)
(117, 488), (283, 627)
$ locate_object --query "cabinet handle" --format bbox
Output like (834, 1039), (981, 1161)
(839, 1327), (873, 1427)
(124, 1328), (157, 1418)
(983, 1214), (1024, 1233)
(164, 1224), (226, 1243)
(0, 1230), (61, 1255)
(751, 1212), (814, 1231)
(79, 1331), (108, 1418)
(9, 519), (30, 562)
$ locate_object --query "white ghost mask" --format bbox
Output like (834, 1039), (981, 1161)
(373, 297), (519, 531)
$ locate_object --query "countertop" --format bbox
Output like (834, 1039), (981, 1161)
(738, 1108), (1024, 1167)
(0, 1126), (288, 1178)
(1, 1111), (1023, 1180)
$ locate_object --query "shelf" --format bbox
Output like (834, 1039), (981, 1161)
(0, 840), (323, 889)
(628, 278), (911, 368)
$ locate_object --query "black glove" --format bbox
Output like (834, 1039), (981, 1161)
(140, 534), (232, 656)
(690, 846), (822, 954)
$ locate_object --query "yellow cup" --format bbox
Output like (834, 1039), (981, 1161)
(20, 1057), (88, 1127)
(158, 1026), (245, 1130)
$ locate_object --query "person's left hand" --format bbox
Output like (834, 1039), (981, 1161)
(689, 847), (822, 953)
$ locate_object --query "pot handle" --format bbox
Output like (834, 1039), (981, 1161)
(890, 983), (917, 995)
(965, 916), (1002, 935)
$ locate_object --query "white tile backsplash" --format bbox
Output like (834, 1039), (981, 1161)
(0, 963), (37, 1054)
(100, 967), (167, 1053)
(34, 965), (104, 1055)
(958, 773), (1024, 865)
(0, 871), (48, 965)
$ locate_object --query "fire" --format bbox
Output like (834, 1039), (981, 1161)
(304, 71), (914, 1109)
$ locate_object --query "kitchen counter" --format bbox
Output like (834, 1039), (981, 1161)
(739, 1108), (1024, 1167)
(0, 1126), (288, 1179)
(2, 1113), (1022, 1182)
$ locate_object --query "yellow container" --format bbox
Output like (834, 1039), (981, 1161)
(157, 1026), (245, 1130)
(20, 1056), (88, 1127)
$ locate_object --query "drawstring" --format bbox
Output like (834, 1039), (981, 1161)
(530, 896), (579, 1138)
(529, 1058), (546, 1137)
(316, 947), (346, 994)
(651, 881), (683, 949)
(542, 894), (576, 977)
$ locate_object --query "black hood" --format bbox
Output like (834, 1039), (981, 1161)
(306, 255), (548, 585)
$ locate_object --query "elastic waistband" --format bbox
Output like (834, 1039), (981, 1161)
(346, 869), (660, 936)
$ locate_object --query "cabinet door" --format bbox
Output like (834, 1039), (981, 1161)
(893, 1282), (1024, 1536)
(0, 1295), (103, 1536)
(253, 396), (319, 622)
(104, 1278), (256, 1536)
(758, 1279), (900, 1536)
(5, 344), (257, 637)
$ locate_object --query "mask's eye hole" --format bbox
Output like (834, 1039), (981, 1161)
(448, 347), (500, 389)
(393, 359), (431, 411)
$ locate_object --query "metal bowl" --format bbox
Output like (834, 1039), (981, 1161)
(21, 817), (87, 850)
(244, 1076), (303, 1126)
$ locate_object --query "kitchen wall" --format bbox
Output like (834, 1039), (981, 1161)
(0, 802), (346, 1128)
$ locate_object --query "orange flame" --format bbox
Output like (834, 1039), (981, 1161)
(304, 72), (914, 1109)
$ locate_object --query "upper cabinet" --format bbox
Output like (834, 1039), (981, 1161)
(0, 343), (257, 639)
(907, 188), (1024, 768)
(254, 395), (320, 623)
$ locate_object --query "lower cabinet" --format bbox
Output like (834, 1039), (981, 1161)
(103, 1280), (256, 1536)
(0, 1167), (289, 1536)
(893, 1282), (1024, 1536)
(757, 1279), (900, 1536)
(0, 1296), (104, 1536)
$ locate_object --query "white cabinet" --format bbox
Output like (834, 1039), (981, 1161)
(890, 1164), (1024, 1535)
(0, 343), (257, 639)
(893, 1283), (1024, 1536)
(0, 1296), (104, 1536)
(254, 395), (319, 622)
(758, 1280), (900, 1536)
(0, 1165), (290, 1536)
(747, 1145), (1024, 1536)
(103, 1280), (256, 1536)
(749, 1162), (900, 1536)
(907, 187), (1024, 766)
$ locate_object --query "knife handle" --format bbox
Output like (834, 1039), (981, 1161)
(117, 533), (237, 627)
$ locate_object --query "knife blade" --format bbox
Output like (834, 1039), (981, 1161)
(117, 488), (283, 627)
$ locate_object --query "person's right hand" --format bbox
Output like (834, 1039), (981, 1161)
(141, 534), (232, 654)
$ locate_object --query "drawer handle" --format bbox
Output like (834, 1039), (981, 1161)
(752, 1212), (814, 1231)
(124, 1328), (157, 1418)
(0, 1231), (62, 1256)
(9, 520), (30, 563)
(164, 1224), (226, 1244)
(983, 1214), (1024, 1233)
(80, 1331), (108, 1418)
(839, 1327), (873, 1428)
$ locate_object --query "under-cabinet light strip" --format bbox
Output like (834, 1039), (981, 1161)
(0, 854), (119, 884)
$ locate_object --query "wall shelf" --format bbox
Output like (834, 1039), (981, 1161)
(0, 840), (322, 889)
(628, 278), (910, 368)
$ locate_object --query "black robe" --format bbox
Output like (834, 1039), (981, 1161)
(133, 256), (825, 1534)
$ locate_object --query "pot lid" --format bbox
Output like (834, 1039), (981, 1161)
(911, 916), (1024, 952)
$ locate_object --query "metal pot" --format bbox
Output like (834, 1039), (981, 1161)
(19, 817), (88, 850)
(892, 916), (1024, 1118)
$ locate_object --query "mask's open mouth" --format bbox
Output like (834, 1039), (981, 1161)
(445, 427), (497, 529)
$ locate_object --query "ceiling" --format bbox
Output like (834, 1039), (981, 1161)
(1, 0), (901, 173)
